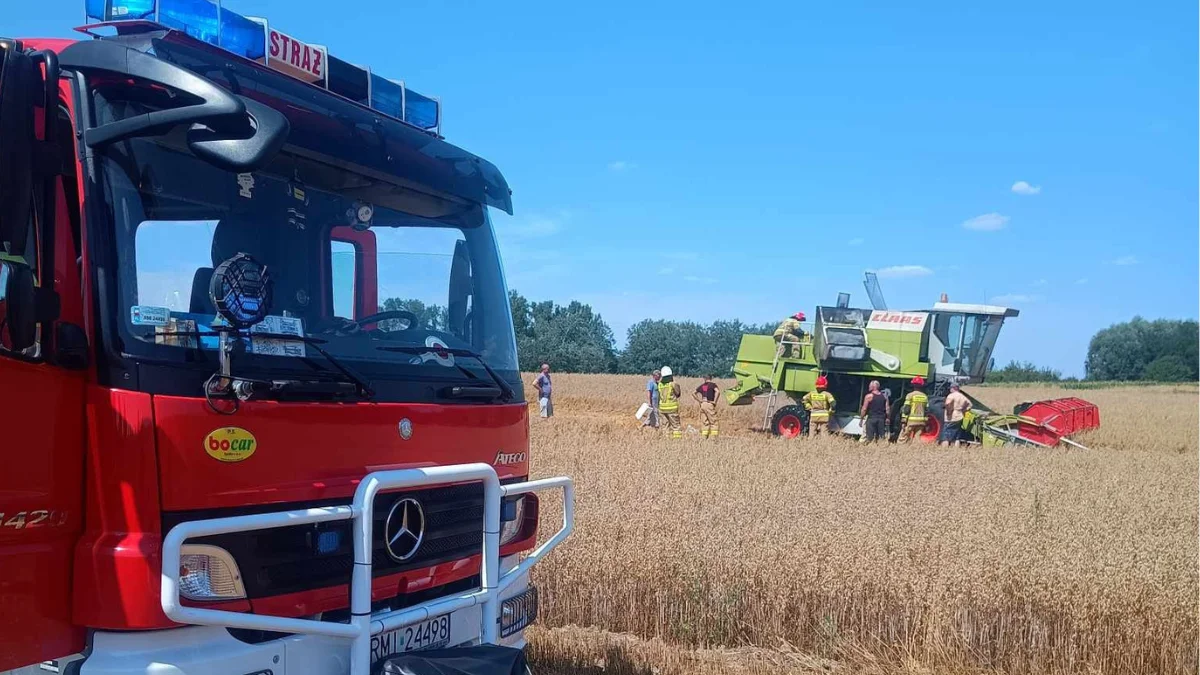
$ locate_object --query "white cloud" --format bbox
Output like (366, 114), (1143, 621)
(608, 160), (637, 171)
(1033, 278), (1048, 287)
(658, 266), (676, 275)
(872, 265), (933, 279)
(848, 237), (865, 246)
(1112, 255), (1139, 266)
(1011, 181), (1042, 196)
(990, 293), (1037, 305)
(962, 212), (1010, 231)
(1075, 278), (1088, 285)
(682, 275), (717, 284)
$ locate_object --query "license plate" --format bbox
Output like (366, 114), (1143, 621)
(370, 614), (452, 663)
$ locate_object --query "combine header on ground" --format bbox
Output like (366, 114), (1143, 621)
(725, 277), (1100, 446)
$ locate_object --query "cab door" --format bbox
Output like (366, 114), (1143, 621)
(0, 55), (87, 669)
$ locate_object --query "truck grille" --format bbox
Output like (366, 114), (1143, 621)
(165, 482), (487, 598)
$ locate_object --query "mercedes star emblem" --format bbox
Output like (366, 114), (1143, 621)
(398, 418), (413, 440)
(383, 498), (425, 561)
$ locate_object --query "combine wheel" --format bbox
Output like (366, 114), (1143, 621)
(920, 398), (945, 444)
(771, 405), (807, 438)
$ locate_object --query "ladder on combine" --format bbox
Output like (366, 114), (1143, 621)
(759, 338), (800, 432)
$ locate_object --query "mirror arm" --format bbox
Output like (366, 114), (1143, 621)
(29, 49), (61, 354)
(57, 40), (245, 147)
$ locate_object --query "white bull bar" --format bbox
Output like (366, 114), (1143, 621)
(160, 464), (574, 675)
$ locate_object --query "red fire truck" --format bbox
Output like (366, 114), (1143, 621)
(0, 3), (573, 674)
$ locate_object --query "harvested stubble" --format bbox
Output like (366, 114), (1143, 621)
(521, 373), (1198, 674)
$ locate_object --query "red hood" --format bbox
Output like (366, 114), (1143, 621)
(153, 395), (530, 511)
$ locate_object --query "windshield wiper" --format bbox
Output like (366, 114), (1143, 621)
(141, 329), (375, 399)
(374, 344), (515, 402)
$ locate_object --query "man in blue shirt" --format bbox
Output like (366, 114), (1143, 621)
(641, 369), (661, 428)
(532, 363), (553, 418)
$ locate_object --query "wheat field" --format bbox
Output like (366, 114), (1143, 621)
(518, 373), (1198, 675)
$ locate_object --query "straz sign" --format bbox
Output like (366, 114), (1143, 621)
(867, 311), (929, 333)
(264, 28), (327, 84)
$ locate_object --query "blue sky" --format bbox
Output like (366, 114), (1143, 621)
(14, 1), (1197, 376)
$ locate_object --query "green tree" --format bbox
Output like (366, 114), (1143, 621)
(379, 297), (446, 331)
(1143, 355), (1193, 382)
(1086, 317), (1198, 381)
(619, 318), (765, 377)
(507, 290), (617, 373)
(986, 360), (1062, 383)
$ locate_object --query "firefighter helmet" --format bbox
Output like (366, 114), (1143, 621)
(815, 376), (828, 389)
(911, 376), (926, 387)
(660, 366), (673, 378)
(793, 312), (806, 321)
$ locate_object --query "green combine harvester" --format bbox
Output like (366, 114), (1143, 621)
(725, 273), (1043, 443)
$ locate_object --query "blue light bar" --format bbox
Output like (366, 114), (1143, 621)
(405, 89), (440, 133)
(83, 0), (442, 135)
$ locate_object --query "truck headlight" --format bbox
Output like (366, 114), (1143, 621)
(178, 544), (246, 601)
(499, 496), (526, 546)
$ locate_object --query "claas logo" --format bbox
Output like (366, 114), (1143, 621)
(204, 427), (258, 463)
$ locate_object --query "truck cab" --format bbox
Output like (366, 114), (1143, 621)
(0, 5), (571, 675)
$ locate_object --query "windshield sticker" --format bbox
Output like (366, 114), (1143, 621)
(250, 315), (306, 357)
(131, 305), (171, 326)
(204, 427), (257, 463)
(154, 318), (197, 348)
(411, 335), (455, 368)
(237, 173), (255, 198)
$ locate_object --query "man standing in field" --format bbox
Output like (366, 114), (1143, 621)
(641, 369), (661, 429)
(859, 379), (889, 444)
(802, 376), (836, 436)
(693, 374), (721, 439)
(940, 383), (972, 446)
(532, 363), (553, 419)
(900, 376), (929, 442)
(657, 366), (683, 439)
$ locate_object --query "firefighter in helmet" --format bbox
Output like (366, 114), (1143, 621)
(801, 375), (836, 436)
(773, 312), (808, 359)
(900, 376), (930, 443)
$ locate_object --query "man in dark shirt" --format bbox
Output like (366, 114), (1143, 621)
(859, 380), (889, 444)
(693, 375), (721, 439)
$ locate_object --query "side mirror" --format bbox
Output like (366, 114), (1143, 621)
(447, 239), (471, 336)
(1, 260), (36, 351)
(0, 45), (37, 256)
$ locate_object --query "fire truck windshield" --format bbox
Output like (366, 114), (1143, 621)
(98, 135), (522, 401)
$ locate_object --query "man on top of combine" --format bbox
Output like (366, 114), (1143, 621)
(658, 366), (684, 439)
(900, 376), (930, 442)
(802, 376), (836, 436)
(694, 375), (721, 439)
(773, 311), (809, 359)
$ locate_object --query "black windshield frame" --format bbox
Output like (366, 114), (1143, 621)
(72, 70), (523, 403)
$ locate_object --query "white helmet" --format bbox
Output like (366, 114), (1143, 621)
(660, 366), (673, 377)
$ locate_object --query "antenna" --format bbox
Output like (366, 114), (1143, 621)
(863, 272), (888, 310)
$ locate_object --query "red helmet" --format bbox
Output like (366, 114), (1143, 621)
(815, 376), (828, 388)
(793, 312), (806, 321)
(911, 376), (926, 387)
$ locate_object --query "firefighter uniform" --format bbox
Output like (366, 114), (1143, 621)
(695, 379), (720, 439)
(657, 367), (682, 439)
(801, 378), (835, 436)
(900, 378), (929, 443)
(773, 312), (808, 359)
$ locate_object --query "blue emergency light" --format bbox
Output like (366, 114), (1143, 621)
(84, 0), (441, 134)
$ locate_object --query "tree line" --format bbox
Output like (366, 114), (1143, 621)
(381, 293), (1198, 382)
